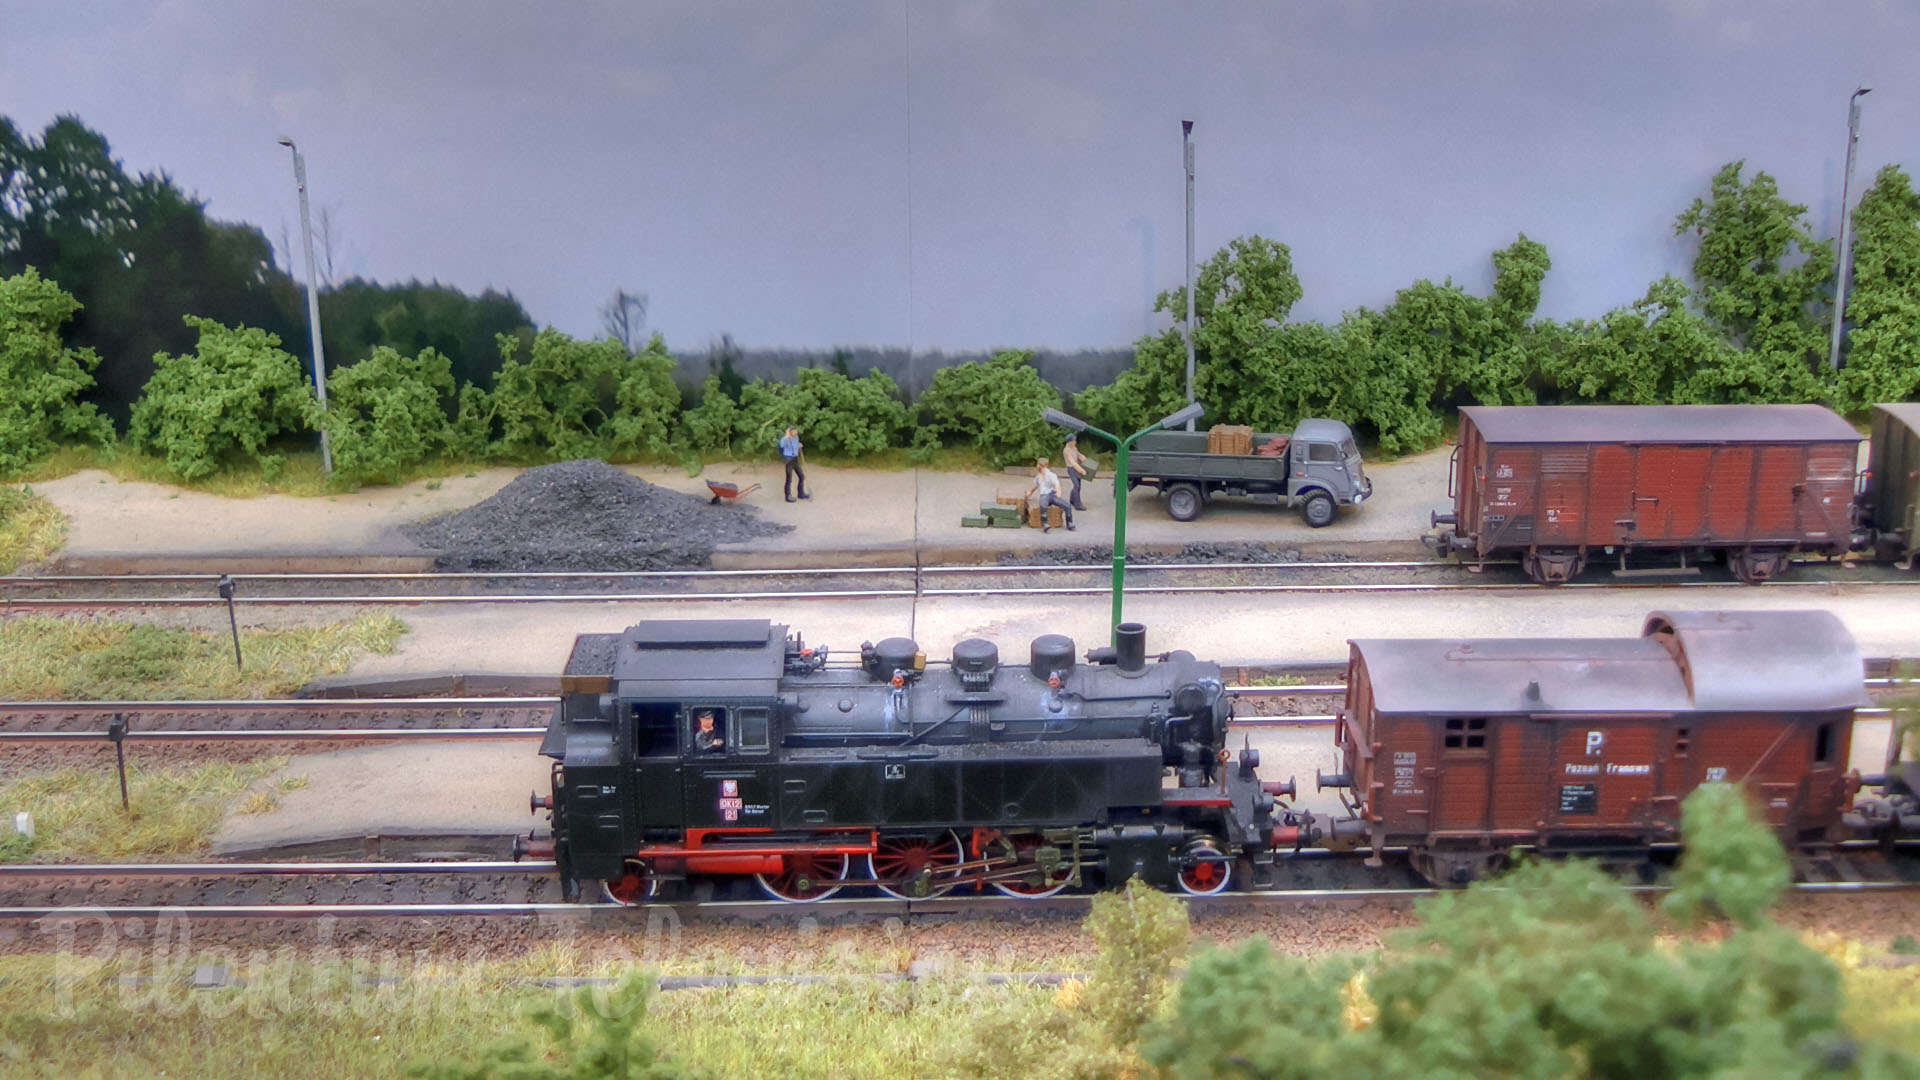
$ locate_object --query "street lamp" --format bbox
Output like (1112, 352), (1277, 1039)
(276, 135), (333, 473)
(1044, 401), (1205, 642)
(1181, 120), (1197, 430)
(1828, 85), (1872, 371)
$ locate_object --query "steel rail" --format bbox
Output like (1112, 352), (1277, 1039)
(9, 708), (1898, 742)
(0, 697), (555, 714)
(0, 727), (547, 743)
(0, 860), (555, 877)
(5, 878), (1914, 921)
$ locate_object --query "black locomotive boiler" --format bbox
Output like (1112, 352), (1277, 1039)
(529, 618), (1297, 903)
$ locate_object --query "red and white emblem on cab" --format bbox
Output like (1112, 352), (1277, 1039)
(721, 779), (738, 797)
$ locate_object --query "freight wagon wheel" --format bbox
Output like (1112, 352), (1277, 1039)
(1176, 840), (1234, 896)
(600, 860), (660, 905)
(1301, 491), (1336, 528)
(990, 834), (1073, 899)
(1166, 484), (1204, 522)
(755, 853), (851, 903)
(867, 832), (966, 900)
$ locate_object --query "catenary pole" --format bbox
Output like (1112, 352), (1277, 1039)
(1828, 86), (1872, 371)
(1183, 120), (1197, 430)
(277, 137), (333, 473)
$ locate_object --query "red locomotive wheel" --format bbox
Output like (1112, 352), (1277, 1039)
(990, 834), (1073, 899)
(755, 853), (850, 903)
(1176, 841), (1233, 896)
(600, 860), (660, 906)
(867, 832), (965, 900)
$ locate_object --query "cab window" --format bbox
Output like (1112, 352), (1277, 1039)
(1307, 442), (1338, 462)
(736, 707), (771, 752)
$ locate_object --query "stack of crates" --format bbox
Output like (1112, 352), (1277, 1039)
(1207, 424), (1254, 455)
(962, 492), (1029, 528)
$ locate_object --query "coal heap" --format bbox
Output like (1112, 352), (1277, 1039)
(402, 459), (792, 571)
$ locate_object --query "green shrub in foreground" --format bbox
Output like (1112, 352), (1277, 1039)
(127, 316), (319, 481)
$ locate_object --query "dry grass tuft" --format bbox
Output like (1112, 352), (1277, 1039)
(0, 486), (67, 573)
(0, 757), (287, 861)
(0, 613), (407, 699)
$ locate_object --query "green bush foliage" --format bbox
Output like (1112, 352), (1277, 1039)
(1672, 161), (1836, 403)
(916, 350), (1063, 467)
(413, 972), (697, 1080)
(1838, 165), (1920, 411)
(0, 268), (114, 473)
(486, 329), (680, 462)
(126, 316), (319, 481)
(680, 375), (740, 453)
(1663, 781), (1793, 929)
(731, 368), (906, 458)
(317, 345), (459, 488)
(1144, 857), (1915, 1078)
(946, 878), (1189, 1079)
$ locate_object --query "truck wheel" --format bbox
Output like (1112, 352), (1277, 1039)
(1166, 485), (1203, 522)
(1301, 491), (1336, 528)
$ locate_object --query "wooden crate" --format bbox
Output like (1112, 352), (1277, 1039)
(1026, 504), (1067, 528)
(995, 488), (1026, 506)
(1208, 424), (1253, 456)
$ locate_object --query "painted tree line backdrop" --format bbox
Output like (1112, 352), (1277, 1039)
(4, 113), (1919, 488)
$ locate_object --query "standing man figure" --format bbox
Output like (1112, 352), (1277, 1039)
(1062, 432), (1088, 512)
(1026, 457), (1076, 534)
(779, 426), (810, 502)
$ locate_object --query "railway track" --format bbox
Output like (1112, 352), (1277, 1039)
(6, 557), (1918, 608)
(0, 662), (1906, 742)
(3, 846), (1912, 921)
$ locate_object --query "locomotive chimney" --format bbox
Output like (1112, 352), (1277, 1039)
(1115, 622), (1147, 675)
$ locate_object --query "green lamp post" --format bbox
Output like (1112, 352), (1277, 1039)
(1043, 402), (1205, 644)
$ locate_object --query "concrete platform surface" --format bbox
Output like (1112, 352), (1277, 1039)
(212, 742), (552, 858)
(30, 446), (1452, 571)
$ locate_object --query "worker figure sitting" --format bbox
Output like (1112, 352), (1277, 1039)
(694, 710), (724, 753)
(1026, 457), (1076, 534)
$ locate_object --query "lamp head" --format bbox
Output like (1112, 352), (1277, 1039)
(1855, 85), (1873, 97)
(1042, 407), (1088, 433)
(276, 135), (295, 148)
(1182, 120), (1193, 137)
(1159, 402), (1206, 429)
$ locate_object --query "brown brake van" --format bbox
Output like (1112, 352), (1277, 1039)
(1320, 610), (1867, 884)
(1433, 404), (1861, 584)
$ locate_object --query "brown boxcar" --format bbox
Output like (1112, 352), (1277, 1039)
(1863, 403), (1920, 568)
(1436, 405), (1861, 583)
(1322, 610), (1867, 884)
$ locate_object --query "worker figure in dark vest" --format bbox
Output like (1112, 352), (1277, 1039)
(1062, 432), (1089, 512)
(780, 426), (810, 502)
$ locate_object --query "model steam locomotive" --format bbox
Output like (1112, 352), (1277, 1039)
(527, 612), (1917, 901)
(532, 619), (1298, 903)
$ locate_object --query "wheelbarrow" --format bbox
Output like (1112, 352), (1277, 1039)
(705, 480), (762, 506)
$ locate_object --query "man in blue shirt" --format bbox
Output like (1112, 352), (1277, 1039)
(779, 426), (810, 502)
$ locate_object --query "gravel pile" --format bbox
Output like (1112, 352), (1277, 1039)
(402, 460), (792, 571)
(1002, 541), (1353, 566)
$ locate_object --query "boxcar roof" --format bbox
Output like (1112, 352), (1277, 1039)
(1459, 404), (1860, 444)
(1352, 609), (1864, 715)
(1874, 402), (1920, 434)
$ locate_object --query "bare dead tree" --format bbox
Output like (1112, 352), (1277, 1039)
(600, 288), (649, 353)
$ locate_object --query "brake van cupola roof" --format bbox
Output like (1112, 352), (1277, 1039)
(1351, 609), (1865, 715)
(1459, 404), (1861, 444)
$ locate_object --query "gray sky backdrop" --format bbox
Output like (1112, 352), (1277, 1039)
(3, 1), (1916, 353)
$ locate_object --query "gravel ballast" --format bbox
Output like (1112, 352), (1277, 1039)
(401, 460), (792, 571)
